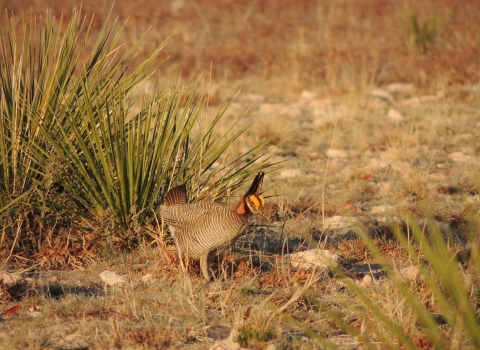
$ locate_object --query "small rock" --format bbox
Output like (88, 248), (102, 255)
(391, 160), (411, 174)
(435, 90), (445, 99)
(399, 96), (421, 106)
(141, 274), (153, 282)
(400, 265), (419, 282)
(208, 339), (241, 350)
(464, 84), (480, 92)
(258, 103), (280, 115)
(370, 89), (394, 103)
(170, 0), (186, 15)
(0, 272), (22, 285)
(465, 195), (480, 205)
(379, 150), (395, 161)
(427, 173), (445, 182)
(279, 169), (307, 179)
(244, 93), (265, 104)
(323, 216), (359, 231)
(228, 102), (242, 113)
(340, 166), (355, 176)
(28, 306), (42, 318)
(285, 249), (339, 270)
(312, 115), (336, 129)
(99, 270), (127, 286)
(299, 90), (317, 102)
(258, 103), (302, 118)
(364, 157), (386, 170)
(326, 149), (349, 159)
(448, 152), (469, 163)
(387, 108), (405, 122)
(384, 83), (415, 94)
(376, 217), (400, 225)
(370, 205), (396, 214)
(305, 151), (320, 160)
(400, 91), (444, 106)
(279, 105), (302, 118)
(461, 146), (475, 154)
(456, 133), (473, 140)
(358, 275), (374, 288)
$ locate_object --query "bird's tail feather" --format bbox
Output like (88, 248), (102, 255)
(164, 184), (188, 206)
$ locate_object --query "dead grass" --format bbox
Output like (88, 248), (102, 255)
(2, 0), (479, 94)
(1, 199), (478, 349)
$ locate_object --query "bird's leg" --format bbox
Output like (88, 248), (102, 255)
(200, 254), (211, 281)
(173, 237), (188, 278)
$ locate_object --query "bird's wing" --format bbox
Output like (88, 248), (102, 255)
(160, 202), (226, 227)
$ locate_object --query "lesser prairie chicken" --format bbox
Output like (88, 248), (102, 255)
(160, 172), (265, 280)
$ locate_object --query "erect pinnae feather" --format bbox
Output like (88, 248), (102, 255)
(164, 184), (187, 206)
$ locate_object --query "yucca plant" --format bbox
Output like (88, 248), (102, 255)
(1, 8), (278, 250)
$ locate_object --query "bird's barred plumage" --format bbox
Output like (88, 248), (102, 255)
(160, 172), (265, 280)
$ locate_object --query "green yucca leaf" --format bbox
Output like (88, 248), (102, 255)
(288, 212), (478, 348)
(338, 269), (417, 349)
(351, 214), (479, 349)
(352, 225), (449, 349)
(401, 216), (480, 348)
